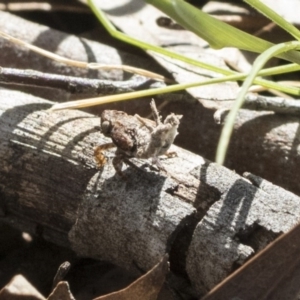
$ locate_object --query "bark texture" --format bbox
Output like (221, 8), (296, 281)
(1, 90), (300, 297)
(1, 10), (300, 197)
(0, 89), (200, 273)
(186, 169), (300, 295)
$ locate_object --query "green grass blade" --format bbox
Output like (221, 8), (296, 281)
(88, 0), (234, 76)
(258, 63), (300, 77)
(53, 70), (300, 110)
(172, 0), (271, 50)
(216, 41), (300, 165)
(88, 0), (300, 93)
(245, 0), (300, 41)
(146, 0), (300, 64)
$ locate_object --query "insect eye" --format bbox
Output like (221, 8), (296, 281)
(101, 120), (111, 135)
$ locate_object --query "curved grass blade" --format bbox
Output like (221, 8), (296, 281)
(245, 0), (300, 41)
(88, 0), (300, 92)
(216, 41), (300, 165)
(166, 0), (300, 64)
(88, 0), (233, 76)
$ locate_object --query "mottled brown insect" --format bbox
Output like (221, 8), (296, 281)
(94, 100), (182, 177)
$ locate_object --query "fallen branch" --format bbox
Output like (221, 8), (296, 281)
(0, 67), (155, 95)
(202, 221), (300, 300)
(214, 93), (300, 124)
(1, 10), (300, 198)
(1, 89), (300, 297)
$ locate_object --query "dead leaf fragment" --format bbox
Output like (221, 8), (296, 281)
(202, 222), (300, 300)
(0, 274), (45, 300)
(47, 282), (75, 300)
(94, 254), (169, 300)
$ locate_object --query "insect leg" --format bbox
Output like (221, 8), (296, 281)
(112, 149), (127, 178)
(150, 99), (162, 125)
(94, 143), (115, 168)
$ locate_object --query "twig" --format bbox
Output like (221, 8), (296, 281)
(244, 93), (300, 114)
(214, 93), (300, 124)
(0, 67), (156, 95)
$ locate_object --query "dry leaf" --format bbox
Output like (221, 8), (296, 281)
(94, 254), (169, 300)
(48, 282), (75, 300)
(202, 222), (300, 300)
(0, 274), (45, 300)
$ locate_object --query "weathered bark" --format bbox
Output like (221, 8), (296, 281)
(1, 90), (300, 298)
(1, 10), (299, 198)
(0, 11), (136, 80)
(87, 1), (300, 196)
(201, 213), (300, 300)
(0, 10), (167, 102)
(0, 67), (152, 95)
(0, 89), (200, 273)
(186, 169), (300, 295)
(1, 9), (300, 296)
